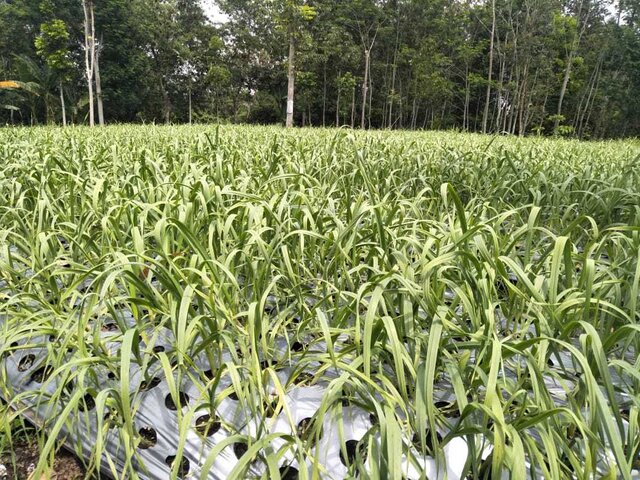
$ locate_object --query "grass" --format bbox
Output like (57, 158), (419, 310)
(0, 125), (639, 479)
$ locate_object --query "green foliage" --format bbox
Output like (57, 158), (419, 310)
(0, 0), (639, 137)
(34, 19), (72, 78)
(247, 91), (281, 124)
(297, 4), (317, 22)
(0, 126), (639, 479)
(337, 72), (357, 93)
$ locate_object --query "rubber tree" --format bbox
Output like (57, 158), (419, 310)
(278, 1), (317, 128)
(337, 0), (385, 129)
(553, 0), (593, 134)
(82, 0), (96, 126)
(482, 0), (496, 134)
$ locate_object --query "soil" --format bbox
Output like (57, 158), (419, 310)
(0, 441), (84, 480)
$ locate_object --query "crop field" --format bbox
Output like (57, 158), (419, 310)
(0, 125), (639, 480)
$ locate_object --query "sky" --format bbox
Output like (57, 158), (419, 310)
(201, 0), (229, 24)
(200, 0), (621, 25)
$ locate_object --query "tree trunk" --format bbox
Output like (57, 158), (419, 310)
(398, 78), (404, 129)
(286, 34), (295, 128)
(388, 58), (397, 129)
(368, 60), (374, 128)
(440, 99), (447, 128)
(482, 0), (496, 134)
(94, 38), (104, 126)
(581, 60), (605, 137)
(517, 79), (527, 136)
(555, 0), (589, 133)
(388, 23), (400, 129)
(538, 92), (548, 133)
(381, 51), (390, 128)
(160, 76), (171, 124)
(44, 95), (53, 124)
(59, 82), (66, 126)
(336, 76), (341, 127)
(522, 69), (538, 133)
(361, 48), (370, 129)
(82, 0), (95, 126)
(576, 54), (601, 137)
(410, 96), (417, 129)
(322, 62), (327, 127)
(495, 52), (506, 133)
(188, 85), (192, 124)
(554, 50), (574, 132)
(351, 86), (355, 128)
(463, 64), (470, 131)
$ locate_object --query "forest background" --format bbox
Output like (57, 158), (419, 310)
(1, 0), (639, 139)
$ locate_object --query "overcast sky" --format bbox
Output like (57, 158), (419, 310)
(200, 0), (621, 25)
(201, 0), (229, 24)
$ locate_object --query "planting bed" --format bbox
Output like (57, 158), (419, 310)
(0, 126), (639, 479)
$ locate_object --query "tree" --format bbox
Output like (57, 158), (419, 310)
(276, 1), (317, 128)
(82, 0), (96, 126)
(35, 18), (73, 125)
(1, 0), (640, 138)
(482, 0), (496, 134)
(10, 56), (59, 125)
(337, 0), (385, 129)
(552, 0), (604, 133)
(336, 71), (357, 126)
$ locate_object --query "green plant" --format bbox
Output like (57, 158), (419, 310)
(0, 125), (638, 479)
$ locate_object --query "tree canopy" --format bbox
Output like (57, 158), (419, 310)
(1, 0), (639, 138)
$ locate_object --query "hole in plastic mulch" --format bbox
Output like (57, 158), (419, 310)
(18, 354), (36, 372)
(30, 365), (54, 384)
(138, 427), (158, 449)
(297, 417), (323, 444)
(140, 377), (161, 391)
(165, 392), (190, 411)
(263, 398), (280, 417)
(101, 322), (118, 333)
(339, 439), (366, 466)
(165, 455), (190, 478)
(279, 465), (299, 479)
(233, 442), (248, 459)
(434, 400), (459, 417)
(195, 414), (220, 437)
(79, 393), (96, 412)
(292, 372), (314, 386)
(103, 410), (119, 429)
(259, 360), (273, 370)
(412, 429), (443, 453)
